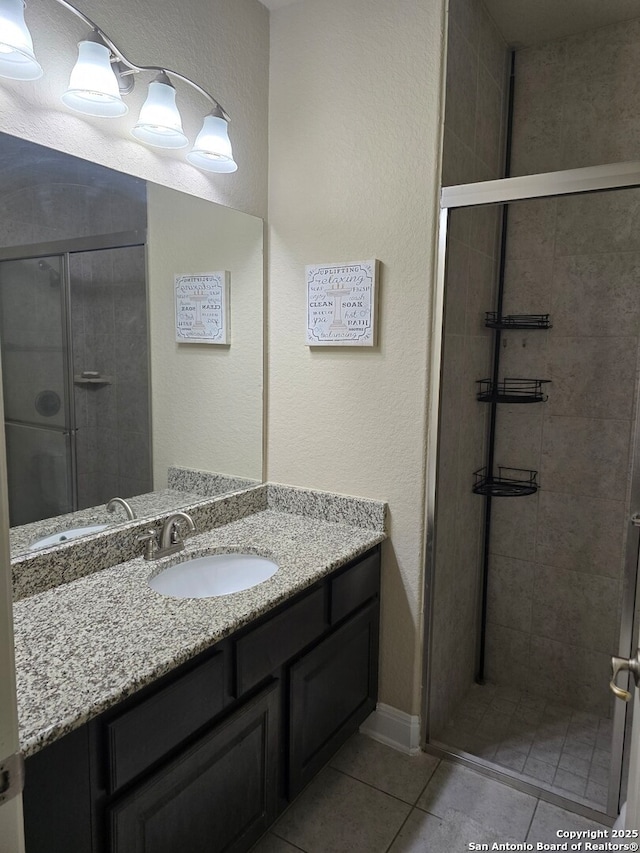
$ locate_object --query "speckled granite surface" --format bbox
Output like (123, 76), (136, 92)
(266, 483), (387, 531)
(168, 466), (260, 496)
(14, 508), (385, 758)
(12, 486), (268, 602)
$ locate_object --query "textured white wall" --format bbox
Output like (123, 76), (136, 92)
(0, 0), (269, 218)
(267, 0), (446, 714)
(147, 184), (264, 486)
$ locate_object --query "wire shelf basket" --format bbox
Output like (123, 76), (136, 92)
(472, 466), (538, 497)
(484, 313), (552, 330)
(476, 377), (550, 404)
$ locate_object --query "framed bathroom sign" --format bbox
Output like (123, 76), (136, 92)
(305, 259), (379, 346)
(175, 272), (230, 344)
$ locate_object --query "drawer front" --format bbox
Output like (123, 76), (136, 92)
(330, 549), (380, 625)
(235, 586), (326, 696)
(106, 651), (226, 793)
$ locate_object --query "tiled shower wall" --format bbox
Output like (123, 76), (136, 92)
(71, 247), (150, 508)
(484, 18), (640, 717)
(430, 0), (509, 735)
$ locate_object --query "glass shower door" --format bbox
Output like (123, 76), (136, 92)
(0, 255), (74, 526)
(428, 182), (640, 820)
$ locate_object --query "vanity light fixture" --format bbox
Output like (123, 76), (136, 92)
(61, 37), (127, 117)
(0, 0), (237, 171)
(131, 73), (188, 149)
(187, 105), (238, 173)
(0, 0), (42, 80)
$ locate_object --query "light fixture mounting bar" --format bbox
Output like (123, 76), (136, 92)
(51, 0), (229, 120)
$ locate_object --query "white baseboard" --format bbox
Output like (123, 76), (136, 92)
(359, 703), (421, 755)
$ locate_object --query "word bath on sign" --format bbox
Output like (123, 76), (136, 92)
(306, 260), (378, 346)
(175, 272), (230, 344)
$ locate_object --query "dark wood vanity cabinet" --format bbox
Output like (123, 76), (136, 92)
(23, 545), (380, 853)
(109, 681), (280, 853)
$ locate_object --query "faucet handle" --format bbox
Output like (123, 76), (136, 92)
(137, 528), (159, 561)
(169, 516), (195, 544)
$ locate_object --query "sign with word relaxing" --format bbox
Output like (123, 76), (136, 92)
(306, 260), (379, 346)
(175, 272), (230, 344)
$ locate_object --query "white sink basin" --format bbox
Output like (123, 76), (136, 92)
(148, 553), (279, 599)
(30, 524), (109, 550)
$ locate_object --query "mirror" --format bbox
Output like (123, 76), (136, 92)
(0, 132), (263, 558)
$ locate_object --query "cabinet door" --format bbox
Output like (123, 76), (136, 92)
(289, 601), (379, 797)
(23, 726), (93, 853)
(110, 681), (279, 853)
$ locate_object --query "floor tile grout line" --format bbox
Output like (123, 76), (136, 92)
(524, 797), (542, 843)
(382, 806), (419, 853)
(268, 830), (308, 852)
(329, 763), (441, 809)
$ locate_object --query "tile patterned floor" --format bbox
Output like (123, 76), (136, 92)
(435, 683), (612, 810)
(251, 732), (610, 853)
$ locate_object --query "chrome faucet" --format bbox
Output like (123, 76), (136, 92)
(138, 511), (196, 560)
(106, 497), (136, 521)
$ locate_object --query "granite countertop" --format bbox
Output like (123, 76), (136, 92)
(13, 506), (385, 758)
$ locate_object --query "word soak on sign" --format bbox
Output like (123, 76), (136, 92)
(175, 272), (230, 344)
(306, 260), (378, 346)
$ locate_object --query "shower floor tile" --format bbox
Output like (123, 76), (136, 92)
(437, 684), (612, 810)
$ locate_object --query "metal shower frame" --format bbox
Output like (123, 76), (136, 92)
(422, 160), (640, 821)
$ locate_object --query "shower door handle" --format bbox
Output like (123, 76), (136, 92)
(610, 651), (640, 701)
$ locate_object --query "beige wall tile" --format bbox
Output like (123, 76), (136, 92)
(531, 564), (619, 653)
(501, 258), (553, 318)
(552, 253), (640, 338)
(444, 240), (470, 336)
(475, 65), (505, 176)
(527, 635), (612, 716)
(487, 555), (535, 632)
(478, 6), (508, 88)
(555, 189), (640, 256)
(490, 492), (539, 562)
(540, 415), (631, 501)
(506, 199), (557, 261)
(470, 204), (501, 259)
(442, 128), (476, 187)
(546, 336), (636, 420)
(493, 406), (543, 473)
(445, 20), (478, 150)
(465, 251), (496, 337)
(562, 19), (640, 86)
(484, 623), (531, 688)
(535, 491), (626, 578)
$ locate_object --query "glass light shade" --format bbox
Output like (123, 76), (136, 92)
(0, 0), (42, 80)
(186, 114), (237, 173)
(61, 40), (127, 117)
(131, 78), (188, 149)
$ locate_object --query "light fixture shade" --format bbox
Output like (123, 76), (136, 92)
(0, 0), (42, 80)
(131, 78), (188, 149)
(61, 40), (127, 117)
(186, 114), (237, 173)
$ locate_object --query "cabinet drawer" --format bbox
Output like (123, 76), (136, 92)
(106, 651), (226, 793)
(330, 549), (380, 624)
(235, 586), (326, 696)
